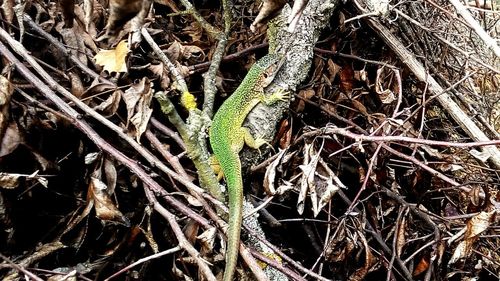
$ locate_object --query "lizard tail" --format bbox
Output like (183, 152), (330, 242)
(222, 156), (244, 281)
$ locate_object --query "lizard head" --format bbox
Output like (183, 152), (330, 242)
(255, 54), (284, 88)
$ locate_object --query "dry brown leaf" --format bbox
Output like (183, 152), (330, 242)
(68, 71), (84, 98)
(56, 22), (88, 65)
(154, 0), (180, 12)
(171, 192), (203, 207)
(395, 215), (406, 256)
(352, 99), (370, 117)
(82, 82), (122, 116)
(0, 122), (23, 157)
(176, 62), (190, 79)
(197, 227), (217, 254)
(182, 21), (204, 43)
(469, 185), (485, 207)
(339, 65), (354, 95)
(59, 0), (75, 27)
(0, 75), (12, 131)
(103, 158), (117, 195)
(182, 45), (205, 62)
(83, 82), (116, 99)
(297, 142), (313, 215)
(375, 68), (396, 104)
(129, 0), (151, 46)
(83, 0), (94, 32)
(250, 0), (287, 32)
(165, 41), (205, 63)
(317, 158), (343, 215)
(148, 63), (171, 89)
(0, 172), (21, 189)
(326, 59), (341, 82)
(93, 90), (122, 116)
(263, 148), (288, 195)
(1, 0), (15, 24)
(296, 88), (315, 113)
(123, 78), (153, 141)
(349, 231), (376, 281)
(377, 89), (396, 104)
(13, 1), (26, 42)
(104, 0), (143, 38)
(413, 255), (430, 276)
(72, 4), (99, 52)
(29, 149), (53, 172)
(297, 141), (343, 216)
(148, 63), (165, 77)
(88, 177), (130, 226)
(183, 220), (199, 245)
(324, 223), (350, 262)
(0, 241), (66, 280)
(277, 118), (292, 148)
(0, 76), (20, 158)
(94, 40), (129, 73)
(0, 172), (48, 189)
(166, 41), (182, 62)
(39, 3), (57, 31)
(449, 210), (495, 264)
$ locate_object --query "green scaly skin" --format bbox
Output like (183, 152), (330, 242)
(209, 54), (286, 281)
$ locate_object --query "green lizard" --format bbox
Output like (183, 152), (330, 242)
(209, 54), (287, 281)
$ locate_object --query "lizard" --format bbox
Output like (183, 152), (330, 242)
(209, 54), (287, 281)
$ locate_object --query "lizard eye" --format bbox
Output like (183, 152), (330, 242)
(262, 73), (269, 78)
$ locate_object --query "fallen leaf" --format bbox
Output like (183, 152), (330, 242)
(59, 0), (75, 27)
(0, 75), (13, 133)
(0, 172), (48, 189)
(94, 40), (129, 73)
(88, 177), (130, 226)
(0, 122), (23, 157)
(0, 172), (21, 189)
(1, 0), (15, 24)
(93, 90), (122, 117)
(166, 41), (182, 62)
(449, 210), (495, 264)
(123, 78), (153, 141)
(181, 45), (205, 62)
(104, 0), (143, 38)
(296, 88), (315, 113)
(56, 22), (88, 65)
(250, 0), (287, 32)
(263, 148), (287, 195)
(413, 255), (430, 276)
(148, 63), (171, 89)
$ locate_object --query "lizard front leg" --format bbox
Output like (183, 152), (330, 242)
(261, 88), (289, 105)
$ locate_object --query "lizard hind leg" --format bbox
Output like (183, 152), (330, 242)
(209, 155), (224, 181)
(240, 127), (273, 155)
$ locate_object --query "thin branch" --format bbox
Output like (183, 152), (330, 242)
(145, 190), (216, 281)
(0, 253), (44, 281)
(103, 246), (182, 281)
(141, 28), (189, 94)
(324, 125), (500, 148)
(449, 0), (500, 58)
